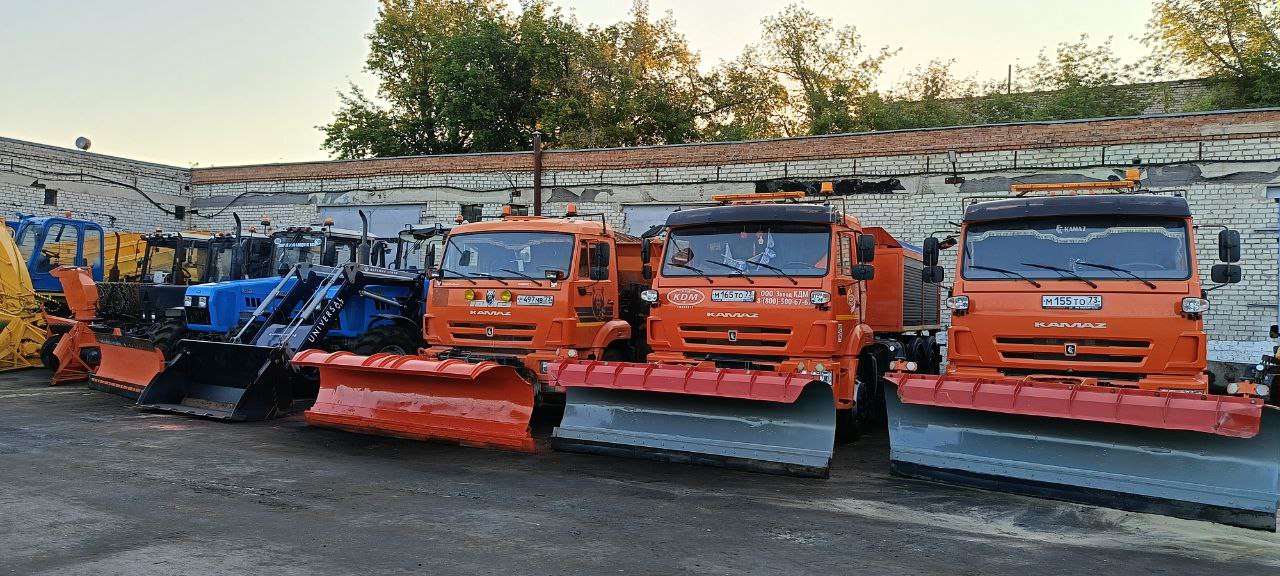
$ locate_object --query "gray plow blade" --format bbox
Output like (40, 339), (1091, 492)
(885, 381), (1280, 530)
(552, 384), (836, 477)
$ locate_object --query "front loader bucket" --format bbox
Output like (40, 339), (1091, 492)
(137, 339), (293, 421)
(89, 333), (166, 399)
(550, 361), (836, 477)
(884, 374), (1280, 531)
(293, 351), (536, 452)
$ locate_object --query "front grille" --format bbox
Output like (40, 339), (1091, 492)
(244, 297), (263, 309)
(447, 322), (537, 344)
(678, 325), (792, 348)
(185, 306), (211, 325)
(995, 336), (1150, 364)
(1000, 368), (1145, 383)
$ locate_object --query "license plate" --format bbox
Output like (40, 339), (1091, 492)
(516, 294), (554, 307)
(712, 289), (755, 303)
(1042, 295), (1102, 310)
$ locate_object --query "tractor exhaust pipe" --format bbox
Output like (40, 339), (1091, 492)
(358, 210), (371, 265)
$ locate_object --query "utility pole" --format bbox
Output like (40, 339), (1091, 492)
(532, 131), (543, 216)
(1007, 64), (1013, 95)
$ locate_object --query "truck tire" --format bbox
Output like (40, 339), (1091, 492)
(40, 335), (61, 370)
(352, 324), (420, 356)
(148, 318), (189, 359)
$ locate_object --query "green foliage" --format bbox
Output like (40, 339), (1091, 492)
(1145, 0), (1280, 108)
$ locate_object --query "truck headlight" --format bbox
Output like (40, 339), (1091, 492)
(946, 296), (970, 310)
(1228, 382), (1240, 395)
(640, 290), (658, 303)
(184, 295), (193, 307)
(1181, 297), (1209, 314)
(810, 291), (832, 305)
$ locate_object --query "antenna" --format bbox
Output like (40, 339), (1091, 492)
(74, 137), (92, 151)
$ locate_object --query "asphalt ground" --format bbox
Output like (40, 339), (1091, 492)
(1, 368), (1277, 575)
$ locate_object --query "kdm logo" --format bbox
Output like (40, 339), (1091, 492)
(666, 288), (705, 306)
(1034, 321), (1107, 329)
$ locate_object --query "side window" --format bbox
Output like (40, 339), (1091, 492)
(36, 223), (70, 273)
(461, 204), (483, 223)
(333, 242), (356, 264)
(839, 235), (853, 276)
(577, 243), (590, 277)
(83, 227), (103, 276)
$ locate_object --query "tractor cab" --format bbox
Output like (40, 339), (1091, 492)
(11, 213), (106, 292)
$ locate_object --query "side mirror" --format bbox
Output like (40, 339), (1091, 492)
(856, 235), (876, 263)
(1211, 263), (1242, 284)
(923, 237), (940, 267)
(642, 263), (652, 280)
(640, 240), (651, 264)
(851, 264), (874, 281)
(426, 244), (437, 269)
(1218, 229), (1241, 263)
(923, 265), (945, 284)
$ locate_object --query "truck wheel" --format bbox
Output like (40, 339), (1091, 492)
(148, 319), (189, 359)
(836, 376), (878, 443)
(353, 324), (420, 356)
(40, 335), (62, 370)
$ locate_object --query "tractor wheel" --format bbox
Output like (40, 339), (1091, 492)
(148, 318), (189, 359)
(352, 324), (421, 356)
(39, 335), (62, 371)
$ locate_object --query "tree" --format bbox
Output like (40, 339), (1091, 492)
(1145, 0), (1280, 108)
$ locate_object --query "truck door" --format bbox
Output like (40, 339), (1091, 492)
(835, 233), (859, 346)
(573, 239), (618, 328)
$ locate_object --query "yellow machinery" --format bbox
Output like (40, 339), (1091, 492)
(0, 226), (47, 372)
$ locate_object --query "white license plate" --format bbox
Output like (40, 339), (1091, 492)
(712, 289), (755, 303)
(516, 294), (554, 307)
(1042, 295), (1102, 310)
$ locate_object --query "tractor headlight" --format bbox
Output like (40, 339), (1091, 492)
(946, 296), (970, 310)
(1181, 297), (1209, 314)
(640, 290), (658, 303)
(1228, 382), (1240, 395)
(810, 291), (832, 305)
(197, 296), (208, 308)
(1257, 383), (1272, 398)
(184, 295), (193, 307)
(905, 361), (918, 371)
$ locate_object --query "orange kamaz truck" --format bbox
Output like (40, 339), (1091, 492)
(292, 207), (657, 451)
(549, 191), (942, 476)
(884, 179), (1280, 530)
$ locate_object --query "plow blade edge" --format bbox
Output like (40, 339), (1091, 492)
(293, 351), (536, 452)
(90, 333), (166, 399)
(550, 361), (835, 477)
(885, 374), (1280, 530)
(137, 339), (294, 421)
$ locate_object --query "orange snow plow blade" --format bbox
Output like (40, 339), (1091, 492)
(89, 333), (166, 399)
(293, 350), (537, 452)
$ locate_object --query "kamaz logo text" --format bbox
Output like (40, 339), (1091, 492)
(706, 312), (759, 318)
(470, 310), (512, 316)
(1034, 321), (1107, 329)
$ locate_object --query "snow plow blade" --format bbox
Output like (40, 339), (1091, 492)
(884, 373), (1280, 531)
(89, 333), (166, 399)
(550, 360), (835, 477)
(137, 339), (294, 421)
(293, 350), (536, 452)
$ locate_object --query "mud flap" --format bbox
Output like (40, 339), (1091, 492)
(90, 333), (166, 399)
(884, 377), (1280, 531)
(550, 360), (836, 477)
(293, 351), (536, 452)
(137, 340), (294, 421)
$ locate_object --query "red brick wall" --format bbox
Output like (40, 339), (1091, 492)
(191, 111), (1280, 185)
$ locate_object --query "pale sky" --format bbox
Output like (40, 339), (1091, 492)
(0, 0), (1156, 167)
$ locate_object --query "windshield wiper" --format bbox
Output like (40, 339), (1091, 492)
(705, 260), (755, 284)
(670, 261), (713, 283)
(471, 272), (509, 286)
(744, 256), (798, 285)
(499, 267), (542, 285)
(437, 267), (477, 284)
(968, 264), (1042, 287)
(1075, 261), (1157, 289)
(1021, 262), (1097, 288)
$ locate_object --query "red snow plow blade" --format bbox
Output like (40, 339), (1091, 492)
(550, 360), (836, 477)
(89, 333), (167, 399)
(293, 350), (536, 452)
(889, 372), (1263, 437)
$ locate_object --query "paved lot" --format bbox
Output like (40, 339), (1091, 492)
(1, 369), (1277, 576)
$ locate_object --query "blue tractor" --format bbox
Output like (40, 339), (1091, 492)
(133, 215), (446, 420)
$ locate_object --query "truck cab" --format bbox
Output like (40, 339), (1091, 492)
(934, 188), (1243, 392)
(423, 213), (648, 389)
(639, 192), (940, 429)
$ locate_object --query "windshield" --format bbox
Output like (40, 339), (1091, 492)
(209, 241), (236, 282)
(143, 244), (177, 282)
(662, 223), (831, 278)
(962, 216), (1191, 281)
(440, 232), (574, 279)
(272, 233), (325, 272)
(398, 232), (444, 271)
(14, 224), (37, 258)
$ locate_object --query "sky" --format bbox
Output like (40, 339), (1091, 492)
(0, 0), (1156, 167)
